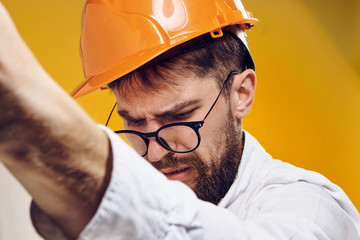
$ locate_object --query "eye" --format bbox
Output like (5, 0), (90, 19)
(126, 119), (145, 127)
(173, 108), (196, 120)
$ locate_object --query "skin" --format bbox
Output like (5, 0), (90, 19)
(0, 2), (256, 238)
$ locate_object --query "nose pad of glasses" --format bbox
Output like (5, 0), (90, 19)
(158, 137), (171, 150)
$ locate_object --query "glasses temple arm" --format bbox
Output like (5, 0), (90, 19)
(106, 102), (118, 126)
(203, 71), (240, 121)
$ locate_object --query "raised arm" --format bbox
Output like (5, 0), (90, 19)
(1, 3), (359, 240)
(0, 3), (111, 238)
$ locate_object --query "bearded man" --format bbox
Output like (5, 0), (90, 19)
(0, 1), (359, 239)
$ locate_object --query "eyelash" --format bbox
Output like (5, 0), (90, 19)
(125, 108), (197, 127)
(173, 109), (196, 120)
(126, 119), (144, 127)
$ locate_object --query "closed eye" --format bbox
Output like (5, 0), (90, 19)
(125, 118), (145, 127)
(171, 108), (198, 121)
(117, 110), (146, 127)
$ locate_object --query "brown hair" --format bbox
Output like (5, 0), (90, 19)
(108, 31), (252, 98)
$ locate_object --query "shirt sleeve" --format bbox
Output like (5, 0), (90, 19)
(31, 125), (360, 240)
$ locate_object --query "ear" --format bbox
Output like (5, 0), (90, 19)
(230, 69), (256, 120)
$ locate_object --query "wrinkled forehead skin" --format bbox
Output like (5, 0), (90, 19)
(112, 66), (219, 103)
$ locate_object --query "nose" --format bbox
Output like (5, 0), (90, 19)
(146, 137), (169, 162)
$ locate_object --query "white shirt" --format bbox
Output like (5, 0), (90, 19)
(32, 126), (360, 239)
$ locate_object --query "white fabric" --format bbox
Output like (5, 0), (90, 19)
(33, 126), (360, 239)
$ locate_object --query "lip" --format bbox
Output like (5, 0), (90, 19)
(160, 166), (195, 182)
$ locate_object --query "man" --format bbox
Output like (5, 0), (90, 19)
(0, 1), (359, 240)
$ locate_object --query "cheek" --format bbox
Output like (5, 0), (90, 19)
(198, 101), (230, 146)
(197, 121), (224, 165)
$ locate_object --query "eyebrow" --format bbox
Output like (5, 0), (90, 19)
(154, 99), (201, 119)
(117, 99), (201, 121)
(117, 111), (144, 122)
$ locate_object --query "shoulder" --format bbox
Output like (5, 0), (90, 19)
(238, 131), (360, 237)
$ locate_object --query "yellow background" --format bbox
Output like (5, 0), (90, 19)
(2, 0), (360, 214)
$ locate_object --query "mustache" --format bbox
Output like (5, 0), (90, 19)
(151, 152), (208, 171)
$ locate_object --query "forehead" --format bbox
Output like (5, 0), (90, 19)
(113, 74), (219, 111)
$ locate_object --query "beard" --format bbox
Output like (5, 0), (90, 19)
(151, 115), (244, 205)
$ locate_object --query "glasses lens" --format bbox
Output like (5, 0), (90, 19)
(158, 125), (199, 152)
(118, 132), (147, 156)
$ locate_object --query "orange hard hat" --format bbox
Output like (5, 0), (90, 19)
(71, 0), (258, 98)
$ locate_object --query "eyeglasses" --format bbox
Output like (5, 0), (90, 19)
(105, 71), (240, 157)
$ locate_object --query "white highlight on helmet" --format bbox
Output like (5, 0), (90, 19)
(153, 0), (188, 31)
(233, 0), (248, 19)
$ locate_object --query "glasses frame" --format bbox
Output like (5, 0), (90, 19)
(106, 71), (241, 157)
